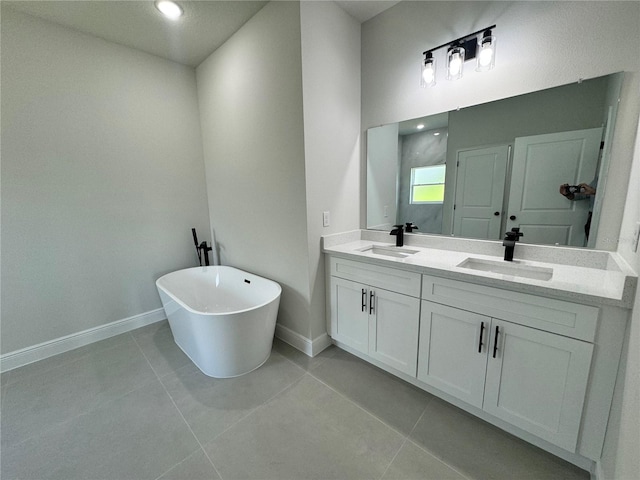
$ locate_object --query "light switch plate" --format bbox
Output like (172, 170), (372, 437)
(323, 211), (330, 227)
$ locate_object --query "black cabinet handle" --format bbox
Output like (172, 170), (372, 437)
(493, 325), (500, 358)
(494, 211), (500, 216)
(478, 322), (485, 353)
(509, 215), (517, 221)
(369, 291), (375, 315)
(361, 289), (367, 312)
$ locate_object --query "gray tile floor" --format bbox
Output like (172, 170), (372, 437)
(1, 321), (590, 480)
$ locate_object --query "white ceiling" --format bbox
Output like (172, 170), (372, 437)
(3, 1), (399, 68)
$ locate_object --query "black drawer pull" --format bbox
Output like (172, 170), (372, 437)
(361, 289), (367, 312)
(493, 325), (500, 358)
(369, 291), (375, 315)
(478, 321), (485, 353)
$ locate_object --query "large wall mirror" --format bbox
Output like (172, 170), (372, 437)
(366, 72), (623, 249)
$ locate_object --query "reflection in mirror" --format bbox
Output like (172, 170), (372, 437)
(366, 73), (623, 248)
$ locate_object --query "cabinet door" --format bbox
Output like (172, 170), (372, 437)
(417, 301), (488, 408)
(330, 277), (368, 354)
(368, 289), (420, 376)
(484, 320), (593, 452)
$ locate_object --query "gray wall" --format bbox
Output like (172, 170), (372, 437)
(367, 123), (399, 230)
(196, 1), (361, 344)
(397, 128), (448, 234)
(300, 1), (361, 341)
(1, 8), (210, 354)
(196, 2), (312, 338)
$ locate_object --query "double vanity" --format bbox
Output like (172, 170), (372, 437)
(323, 229), (636, 471)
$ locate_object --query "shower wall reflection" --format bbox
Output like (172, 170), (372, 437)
(397, 127), (448, 234)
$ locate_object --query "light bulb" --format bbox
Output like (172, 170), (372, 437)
(421, 53), (436, 88)
(478, 47), (493, 67)
(446, 46), (465, 80)
(449, 54), (462, 76)
(476, 33), (496, 72)
(422, 66), (435, 84)
(155, 0), (183, 20)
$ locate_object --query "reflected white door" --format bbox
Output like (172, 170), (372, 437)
(453, 145), (509, 240)
(507, 128), (602, 246)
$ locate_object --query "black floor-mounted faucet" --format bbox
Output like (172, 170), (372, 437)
(192, 228), (213, 266)
(503, 227), (523, 261)
(390, 224), (405, 247)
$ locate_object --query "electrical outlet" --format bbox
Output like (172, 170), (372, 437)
(323, 211), (330, 227)
(384, 205), (389, 218)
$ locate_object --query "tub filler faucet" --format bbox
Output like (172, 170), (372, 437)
(192, 228), (213, 266)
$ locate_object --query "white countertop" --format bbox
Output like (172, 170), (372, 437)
(322, 232), (637, 309)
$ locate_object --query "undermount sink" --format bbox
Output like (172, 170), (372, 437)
(358, 245), (420, 259)
(457, 257), (553, 281)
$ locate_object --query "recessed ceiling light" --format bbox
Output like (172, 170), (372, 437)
(416, 124), (425, 130)
(155, 0), (183, 20)
(433, 132), (440, 136)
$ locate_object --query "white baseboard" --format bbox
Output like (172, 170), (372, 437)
(592, 459), (603, 480)
(0, 308), (166, 373)
(275, 323), (332, 357)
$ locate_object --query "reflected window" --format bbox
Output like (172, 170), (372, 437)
(410, 165), (446, 204)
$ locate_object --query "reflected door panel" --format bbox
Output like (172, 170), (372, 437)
(453, 145), (509, 240)
(507, 128), (602, 247)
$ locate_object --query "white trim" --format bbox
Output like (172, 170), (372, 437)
(274, 323), (332, 357)
(0, 308), (166, 373)
(592, 459), (602, 480)
(311, 332), (333, 356)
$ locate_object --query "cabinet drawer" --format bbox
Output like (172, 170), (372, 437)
(422, 275), (598, 342)
(330, 257), (421, 297)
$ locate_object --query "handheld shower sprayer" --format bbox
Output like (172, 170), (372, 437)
(192, 228), (202, 265)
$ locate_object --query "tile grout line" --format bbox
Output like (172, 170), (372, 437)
(142, 345), (309, 480)
(199, 370), (309, 447)
(186, 348), (310, 447)
(377, 399), (431, 480)
(130, 332), (225, 480)
(305, 368), (411, 440)
(401, 398), (473, 480)
(301, 351), (476, 480)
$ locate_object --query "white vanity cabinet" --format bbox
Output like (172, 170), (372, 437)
(328, 257), (421, 375)
(325, 250), (631, 468)
(418, 299), (593, 452)
(419, 275), (598, 452)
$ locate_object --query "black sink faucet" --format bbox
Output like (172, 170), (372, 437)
(405, 222), (419, 233)
(503, 227), (523, 261)
(390, 224), (405, 247)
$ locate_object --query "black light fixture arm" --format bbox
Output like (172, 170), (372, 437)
(422, 24), (496, 56)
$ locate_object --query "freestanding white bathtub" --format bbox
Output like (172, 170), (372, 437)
(156, 266), (281, 378)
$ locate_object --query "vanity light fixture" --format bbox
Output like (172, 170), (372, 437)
(421, 24), (496, 87)
(155, 0), (183, 20)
